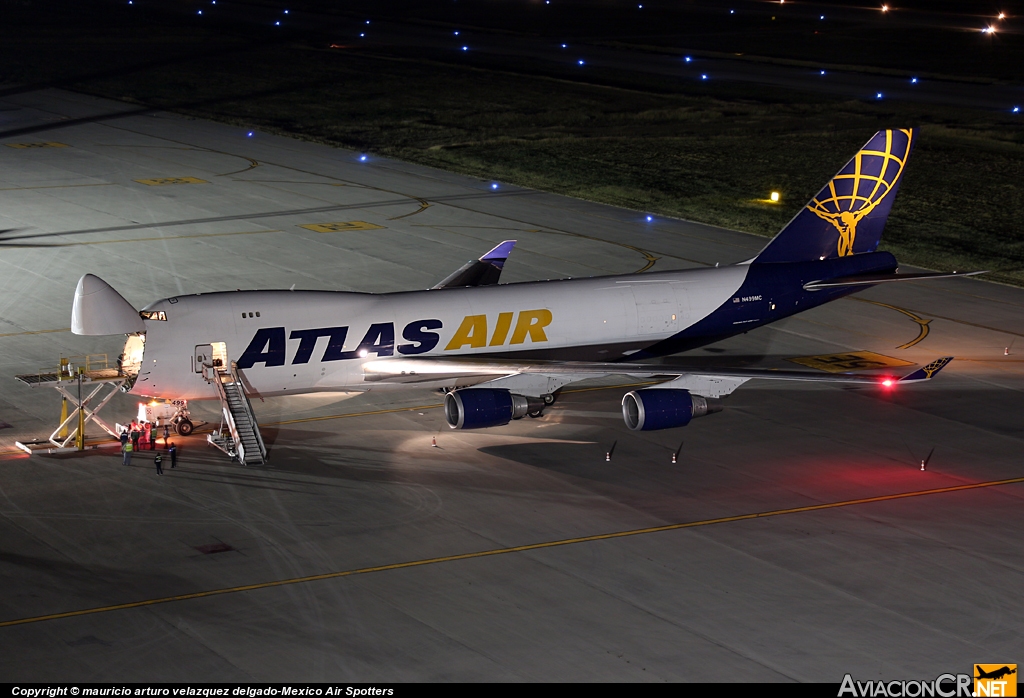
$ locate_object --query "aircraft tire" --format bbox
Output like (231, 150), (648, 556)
(176, 419), (194, 436)
(542, 393), (556, 406)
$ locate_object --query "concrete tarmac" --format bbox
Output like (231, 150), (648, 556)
(0, 89), (1022, 681)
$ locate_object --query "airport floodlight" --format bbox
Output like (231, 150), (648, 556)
(770, 192), (780, 203)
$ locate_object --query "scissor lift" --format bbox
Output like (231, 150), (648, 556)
(15, 355), (126, 452)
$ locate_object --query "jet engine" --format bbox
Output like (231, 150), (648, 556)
(444, 388), (546, 429)
(621, 389), (722, 431)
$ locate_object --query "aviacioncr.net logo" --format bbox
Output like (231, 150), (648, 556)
(839, 673), (973, 698)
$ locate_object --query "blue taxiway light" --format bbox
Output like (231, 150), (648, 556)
(730, 10), (735, 14)
(1014, 106), (1021, 113)
(561, 44), (567, 48)
(197, 9), (202, 14)
(684, 56), (692, 62)
(701, 74), (708, 80)
(491, 183), (499, 190)
(820, 70), (826, 75)
(645, 215), (653, 222)
(360, 155), (368, 162)
(820, 14), (824, 19)
(462, 46), (469, 51)
(247, 132), (254, 137)
(360, 33), (365, 37)
(275, 21), (280, 26)
(876, 92), (883, 99)
(578, 59), (585, 65)
(454, 31), (460, 35)
(911, 77), (918, 84)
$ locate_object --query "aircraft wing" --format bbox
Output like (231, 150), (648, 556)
(431, 240), (517, 289)
(362, 355), (953, 394)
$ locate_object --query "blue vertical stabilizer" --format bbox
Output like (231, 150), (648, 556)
(753, 129), (915, 264)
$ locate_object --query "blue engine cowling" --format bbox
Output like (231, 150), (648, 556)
(445, 388), (545, 429)
(621, 388), (721, 431)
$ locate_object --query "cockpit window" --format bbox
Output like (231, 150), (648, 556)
(140, 310), (167, 321)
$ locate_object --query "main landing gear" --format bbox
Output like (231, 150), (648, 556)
(528, 392), (557, 418)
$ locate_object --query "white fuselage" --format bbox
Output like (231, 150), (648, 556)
(131, 265), (750, 400)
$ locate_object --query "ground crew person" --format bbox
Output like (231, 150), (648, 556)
(154, 452), (163, 475)
(120, 429), (129, 447)
(163, 423), (170, 445)
(168, 442), (177, 469)
(130, 425), (141, 451)
(122, 440), (133, 466)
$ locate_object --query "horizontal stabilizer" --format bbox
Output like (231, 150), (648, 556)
(803, 270), (985, 291)
(432, 240), (517, 289)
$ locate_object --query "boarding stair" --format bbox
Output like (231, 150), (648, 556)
(205, 361), (267, 466)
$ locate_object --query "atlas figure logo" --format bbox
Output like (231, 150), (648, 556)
(237, 309), (553, 368)
(808, 128), (913, 257)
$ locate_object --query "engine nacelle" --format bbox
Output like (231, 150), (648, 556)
(621, 388), (721, 431)
(444, 388), (545, 430)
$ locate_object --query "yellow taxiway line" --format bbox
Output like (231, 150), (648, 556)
(2, 475), (1021, 628)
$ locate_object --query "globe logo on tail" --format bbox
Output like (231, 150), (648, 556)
(808, 129), (914, 257)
